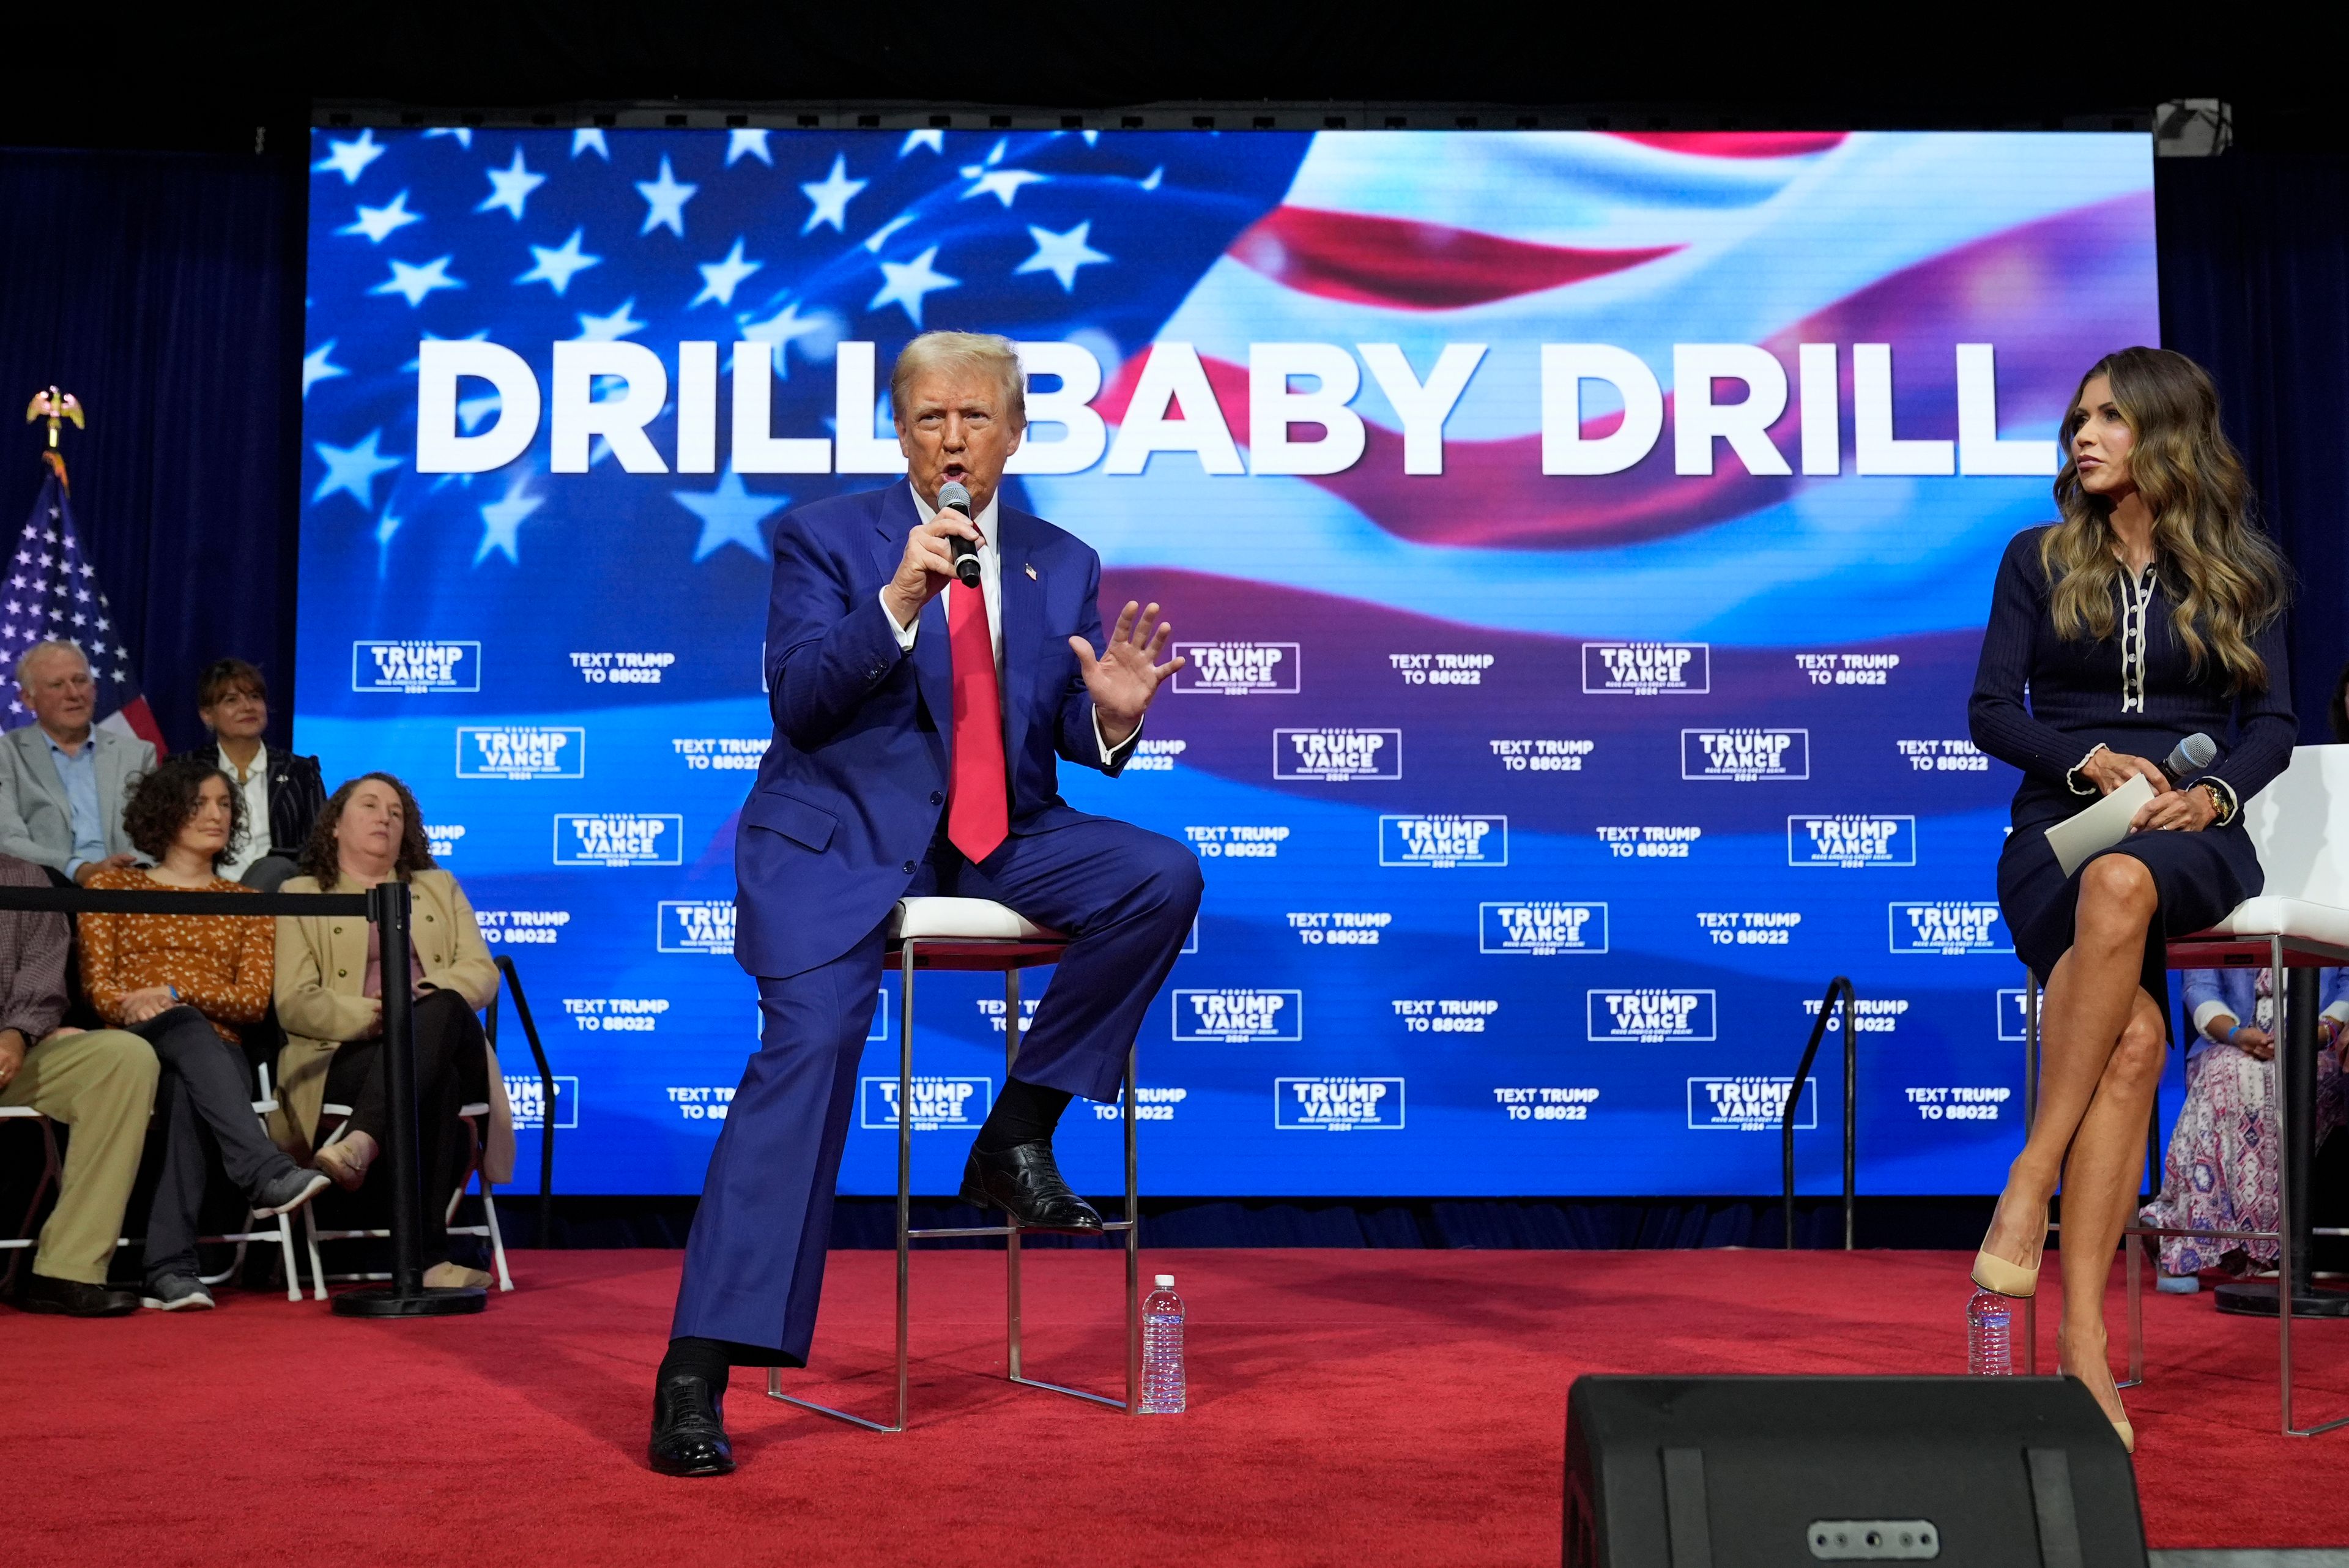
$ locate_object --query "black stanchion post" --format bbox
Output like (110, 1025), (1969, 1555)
(333, 879), (485, 1317)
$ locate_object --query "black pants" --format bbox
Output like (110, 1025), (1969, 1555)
(321, 989), (489, 1268)
(141, 1006), (298, 1283)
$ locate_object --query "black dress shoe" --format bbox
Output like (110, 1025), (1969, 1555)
(648, 1373), (735, 1477)
(19, 1271), (141, 1317)
(960, 1141), (1104, 1234)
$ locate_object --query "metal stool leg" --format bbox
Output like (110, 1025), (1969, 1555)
(2024, 967), (2039, 1377)
(1006, 967), (1024, 1383)
(1124, 1042), (1141, 1414)
(766, 939), (919, 1434)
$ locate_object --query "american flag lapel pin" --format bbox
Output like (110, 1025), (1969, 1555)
(1023, 562), (1037, 581)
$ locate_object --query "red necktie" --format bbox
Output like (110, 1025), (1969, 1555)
(946, 578), (1009, 863)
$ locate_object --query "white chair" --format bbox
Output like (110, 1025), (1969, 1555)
(765, 896), (1141, 1434)
(300, 1097), (511, 1298)
(2024, 744), (2349, 1436)
(0, 1104), (62, 1294)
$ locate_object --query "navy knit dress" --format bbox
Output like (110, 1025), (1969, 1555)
(1969, 526), (2296, 1001)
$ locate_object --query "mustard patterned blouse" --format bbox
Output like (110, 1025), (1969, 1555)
(78, 866), (273, 1044)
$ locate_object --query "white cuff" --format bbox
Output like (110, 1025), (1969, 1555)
(2323, 1002), (2349, 1027)
(2065, 743), (2107, 797)
(879, 588), (918, 651)
(2192, 999), (2236, 1039)
(1094, 708), (1140, 767)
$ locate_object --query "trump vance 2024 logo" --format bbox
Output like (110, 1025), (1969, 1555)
(352, 639), (479, 693)
(1888, 901), (2013, 955)
(860, 1076), (991, 1131)
(1787, 814), (1914, 868)
(1173, 641), (1300, 695)
(1480, 901), (1608, 955)
(1275, 727), (1401, 781)
(1379, 814), (1507, 868)
(1582, 640), (1709, 695)
(1682, 727), (1809, 781)
(1587, 988), (1717, 1043)
(1173, 988), (1303, 1042)
(458, 726), (585, 780)
(1275, 1076), (1404, 1131)
(554, 813), (682, 867)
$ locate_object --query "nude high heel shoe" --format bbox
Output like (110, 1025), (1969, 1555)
(1972, 1190), (2047, 1298)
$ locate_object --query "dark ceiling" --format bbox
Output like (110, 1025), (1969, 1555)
(4, 11), (2320, 159)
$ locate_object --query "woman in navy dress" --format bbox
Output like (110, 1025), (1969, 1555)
(1967, 346), (2294, 1451)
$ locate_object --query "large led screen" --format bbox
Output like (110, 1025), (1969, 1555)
(296, 126), (2158, 1196)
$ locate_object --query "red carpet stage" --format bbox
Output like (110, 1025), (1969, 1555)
(14, 1248), (2348, 1564)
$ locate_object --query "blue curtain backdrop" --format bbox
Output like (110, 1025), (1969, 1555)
(0, 147), (302, 752)
(0, 142), (2342, 1242)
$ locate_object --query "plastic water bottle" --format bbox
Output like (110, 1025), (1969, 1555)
(1967, 1288), (2015, 1375)
(1141, 1274), (1186, 1413)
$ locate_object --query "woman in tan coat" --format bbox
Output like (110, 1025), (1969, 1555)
(274, 771), (510, 1291)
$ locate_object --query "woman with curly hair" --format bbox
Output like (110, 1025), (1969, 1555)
(80, 754), (332, 1310)
(1967, 347), (2295, 1449)
(272, 773), (507, 1290)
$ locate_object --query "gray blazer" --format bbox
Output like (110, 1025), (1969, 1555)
(0, 724), (154, 874)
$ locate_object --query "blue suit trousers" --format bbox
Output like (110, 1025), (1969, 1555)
(671, 815), (1201, 1361)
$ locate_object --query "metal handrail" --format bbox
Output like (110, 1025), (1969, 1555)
(1783, 975), (1858, 1250)
(484, 954), (555, 1246)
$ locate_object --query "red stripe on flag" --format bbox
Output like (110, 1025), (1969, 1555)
(105, 696), (168, 756)
(1226, 206), (1679, 312)
(1609, 132), (1848, 159)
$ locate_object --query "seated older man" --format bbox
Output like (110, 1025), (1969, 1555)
(0, 849), (156, 1315)
(0, 639), (153, 886)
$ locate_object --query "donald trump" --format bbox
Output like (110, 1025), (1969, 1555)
(650, 332), (1201, 1475)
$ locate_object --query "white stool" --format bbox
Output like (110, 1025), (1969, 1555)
(2023, 745), (2349, 1436)
(766, 896), (1141, 1433)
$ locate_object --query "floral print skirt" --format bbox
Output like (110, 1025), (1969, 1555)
(2139, 1043), (2346, 1276)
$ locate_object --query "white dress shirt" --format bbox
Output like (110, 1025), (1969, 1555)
(879, 482), (1135, 766)
(217, 741), (273, 882)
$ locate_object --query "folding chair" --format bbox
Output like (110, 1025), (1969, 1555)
(0, 1104), (62, 1295)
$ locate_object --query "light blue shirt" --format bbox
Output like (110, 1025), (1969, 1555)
(43, 731), (106, 878)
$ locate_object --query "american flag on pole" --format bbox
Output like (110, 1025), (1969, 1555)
(1, 462), (165, 747)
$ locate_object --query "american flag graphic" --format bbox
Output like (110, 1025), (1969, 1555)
(294, 127), (2158, 1198)
(2, 464), (161, 746)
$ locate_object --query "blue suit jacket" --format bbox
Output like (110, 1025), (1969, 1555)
(2181, 967), (2349, 1060)
(733, 482), (1127, 978)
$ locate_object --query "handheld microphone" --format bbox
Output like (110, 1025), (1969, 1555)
(2161, 732), (2217, 786)
(937, 480), (981, 588)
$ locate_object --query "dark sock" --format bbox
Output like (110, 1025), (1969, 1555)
(659, 1336), (732, 1394)
(976, 1076), (1074, 1153)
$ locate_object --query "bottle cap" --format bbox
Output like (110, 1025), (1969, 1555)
(1154, 1274), (1174, 1288)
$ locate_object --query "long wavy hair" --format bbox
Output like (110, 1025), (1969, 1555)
(297, 771), (437, 887)
(2041, 346), (2286, 692)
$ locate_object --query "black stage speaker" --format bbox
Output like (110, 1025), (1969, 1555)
(1564, 1376), (2144, 1567)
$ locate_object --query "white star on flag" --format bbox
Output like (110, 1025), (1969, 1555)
(338, 190), (423, 243)
(311, 430), (404, 509)
(573, 298), (648, 341)
(800, 154), (867, 234)
(313, 129), (385, 184)
(421, 127), (473, 148)
(961, 164), (1047, 207)
(477, 146), (547, 220)
(302, 342), (348, 397)
(674, 469), (787, 561)
(900, 130), (943, 156)
(692, 239), (764, 307)
(636, 157), (698, 236)
(868, 247), (959, 326)
(738, 300), (828, 374)
(369, 255), (464, 307)
(477, 476), (544, 563)
(572, 128), (609, 160)
(726, 129), (772, 166)
(515, 229), (603, 295)
(1016, 221), (1110, 291)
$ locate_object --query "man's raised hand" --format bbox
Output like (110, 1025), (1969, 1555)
(1072, 601), (1185, 747)
(881, 508), (982, 629)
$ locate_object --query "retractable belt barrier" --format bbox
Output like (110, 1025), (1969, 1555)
(0, 879), (489, 1316)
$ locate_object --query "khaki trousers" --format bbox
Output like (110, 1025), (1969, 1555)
(1, 1030), (157, 1284)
